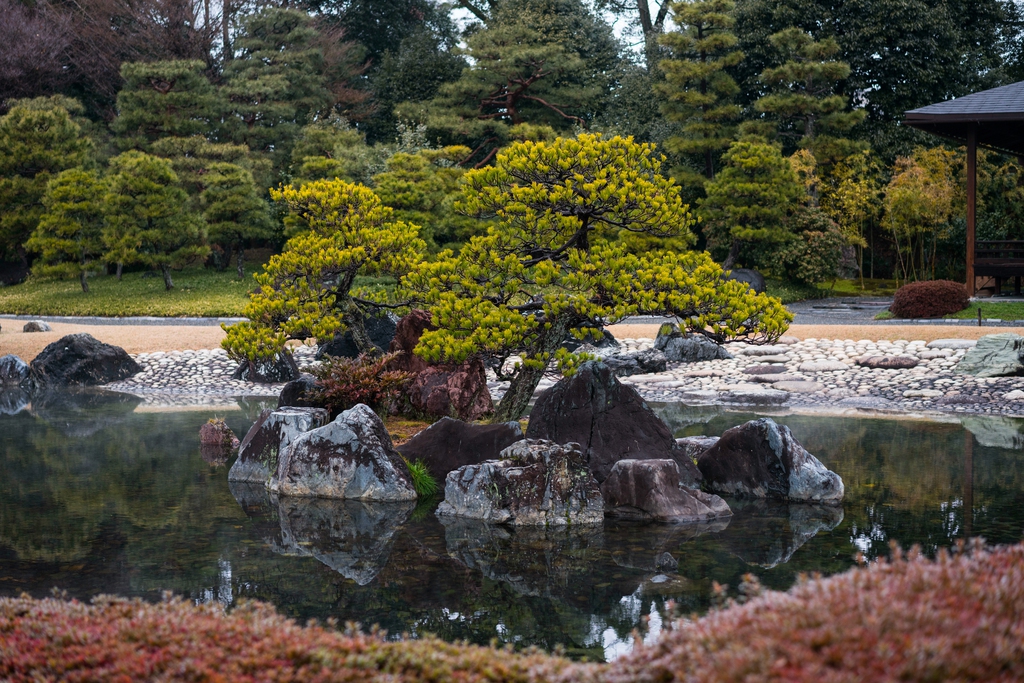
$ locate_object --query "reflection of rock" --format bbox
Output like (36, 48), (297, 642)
(675, 436), (719, 461)
(0, 354), (31, 387)
(229, 407), (329, 483)
(29, 389), (142, 437)
(0, 388), (30, 415)
(652, 403), (724, 435)
(956, 333), (1024, 377)
(606, 518), (730, 572)
(228, 480), (275, 515)
(436, 439), (604, 526)
(960, 415), (1024, 449)
(30, 334), (140, 387)
(526, 362), (701, 485)
(698, 418), (844, 504)
(440, 517), (604, 598)
(273, 404), (417, 501)
(601, 459), (731, 522)
(396, 417), (523, 482)
(721, 499), (844, 568)
(274, 496), (414, 585)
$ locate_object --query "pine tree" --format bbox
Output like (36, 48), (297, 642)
(103, 151), (209, 289)
(112, 61), (225, 151)
(289, 114), (376, 185)
(657, 0), (744, 185)
(200, 163), (276, 278)
(222, 8), (333, 173)
(150, 136), (273, 207)
(698, 140), (804, 269)
(0, 104), (93, 266)
(26, 169), (107, 293)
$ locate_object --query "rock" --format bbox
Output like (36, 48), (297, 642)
(228, 406), (329, 483)
(698, 417), (844, 504)
(719, 388), (790, 405)
(22, 320), (51, 332)
(272, 404), (417, 501)
(407, 357), (494, 421)
(436, 439), (604, 526)
(934, 395), (984, 405)
(751, 373), (804, 383)
(740, 344), (791, 356)
(397, 417), (524, 482)
(856, 355), (919, 369)
(562, 328), (619, 353)
(956, 333), (1024, 377)
(601, 459), (732, 523)
(232, 352), (301, 383)
(654, 323), (733, 362)
(725, 268), (766, 293)
(797, 360), (849, 372)
(601, 349), (668, 377)
(1005, 390), (1024, 400)
(526, 361), (702, 485)
(902, 389), (943, 398)
(835, 396), (895, 409)
(30, 333), (141, 386)
(675, 435), (719, 461)
(316, 311), (398, 360)
(199, 418), (238, 449)
(743, 365), (789, 375)
(918, 349), (954, 359)
(655, 552), (679, 570)
(387, 309), (433, 374)
(0, 354), (31, 387)
(927, 338), (977, 349)
(777, 335), (800, 345)
(773, 380), (825, 393)
(277, 373), (320, 408)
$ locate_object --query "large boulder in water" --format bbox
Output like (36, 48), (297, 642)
(397, 417), (523, 482)
(697, 417), (844, 504)
(30, 334), (140, 386)
(601, 459), (731, 523)
(436, 439), (604, 526)
(316, 311), (398, 360)
(654, 323), (732, 362)
(956, 333), (1024, 377)
(406, 358), (494, 421)
(526, 361), (701, 485)
(228, 406), (329, 483)
(272, 403), (417, 501)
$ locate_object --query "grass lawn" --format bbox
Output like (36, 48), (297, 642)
(946, 301), (1024, 320)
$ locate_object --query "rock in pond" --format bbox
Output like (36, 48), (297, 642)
(956, 333), (1024, 377)
(0, 354), (31, 387)
(272, 403), (417, 501)
(436, 439), (604, 526)
(199, 418), (238, 449)
(228, 406), (329, 483)
(397, 417), (523, 482)
(526, 361), (702, 485)
(406, 357), (493, 422)
(277, 373), (320, 409)
(601, 459), (731, 523)
(654, 323), (733, 362)
(697, 417), (844, 504)
(232, 352), (300, 383)
(30, 333), (140, 386)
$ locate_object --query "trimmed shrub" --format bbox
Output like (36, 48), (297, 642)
(403, 457), (439, 497)
(2, 542), (1023, 681)
(311, 352), (413, 418)
(890, 279), (970, 318)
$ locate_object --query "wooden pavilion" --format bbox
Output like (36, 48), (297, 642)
(904, 81), (1024, 295)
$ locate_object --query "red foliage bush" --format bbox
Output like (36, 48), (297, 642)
(2, 542), (1023, 682)
(312, 352), (414, 418)
(890, 279), (970, 318)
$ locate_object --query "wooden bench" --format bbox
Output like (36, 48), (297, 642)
(975, 240), (1024, 295)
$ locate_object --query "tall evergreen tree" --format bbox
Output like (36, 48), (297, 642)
(657, 0), (743, 185)
(200, 163), (276, 278)
(0, 104), (93, 266)
(112, 60), (224, 151)
(150, 136), (272, 206)
(26, 169), (107, 292)
(103, 151), (208, 289)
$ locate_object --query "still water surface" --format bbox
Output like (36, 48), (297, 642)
(1, 393), (1023, 661)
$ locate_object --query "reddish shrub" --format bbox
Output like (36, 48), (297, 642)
(312, 352), (414, 418)
(890, 279), (970, 318)
(1, 542), (1023, 682)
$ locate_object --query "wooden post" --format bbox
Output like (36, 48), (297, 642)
(967, 124), (977, 296)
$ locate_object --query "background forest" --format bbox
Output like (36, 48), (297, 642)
(3, 0), (1024, 292)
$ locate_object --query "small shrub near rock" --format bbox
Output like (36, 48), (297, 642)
(890, 279), (970, 318)
(312, 352), (413, 418)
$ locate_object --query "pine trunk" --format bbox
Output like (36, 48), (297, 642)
(161, 264), (174, 290)
(722, 240), (741, 270)
(492, 313), (574, 422)
(236, 247), (245, 279)
(116, 262), (123, 281)
(80, 270), (89, 293)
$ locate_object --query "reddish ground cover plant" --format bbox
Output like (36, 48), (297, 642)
(1, 541), (1023, 682)
(312, 352), (414, 418)
(889, 279), (970, 318)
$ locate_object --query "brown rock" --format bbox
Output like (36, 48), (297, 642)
(856, 355), (920, 369)
(199, 418), (238, 448)
(526, 361), (702, 486)
(407, 358), (494, 421)
(601, 459), (731, 522)
(388, 309), (433, 374)
(397, 417), (523, 482)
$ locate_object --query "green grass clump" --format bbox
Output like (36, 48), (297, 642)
(765, 279), (825, 304)
(403, 458), (438, 498)
(874, 310), (895, 320)
(945, 301), (1024, 321)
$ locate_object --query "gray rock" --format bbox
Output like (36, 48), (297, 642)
(562, 328), (619, 353)
(30, 333), (140, 386)
(755, 355), (793, 363)
(272, 404), (417, 501)
(927, 339), (977, 349)
(601, 349), (669, 377)
(229, 406), (330, 483)
(856, 355), (920, 369)
(316, 311), (398, 360)
(22, 320), (51, 332)
(436, 439), (604, 526)
(835, 396), (896, 409)
(773, 380), (826, 393)
(698, 418), (844, 504)
(743, 365), (789, 375)
(798, 360), (849, 372)
(675, 435), (719, 461)
(277, 373), (320, 409)
(751, 373), (805, 383)
(0, 354), (30, 387)
(655, 323), (733, 362)
(232, 352), (300, 383)
(740, 345), (791, 356)
(719, 388), (790, 405)
(724, 268), (766, 293)
(601, 459), (732, 523)
(956, 333), (1024, 377)
(918, 349), (954, 359)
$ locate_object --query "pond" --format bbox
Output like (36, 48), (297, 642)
(1, 392), (1023, 661)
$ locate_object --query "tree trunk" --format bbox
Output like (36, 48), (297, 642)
(116, 262), (123, 281)
(236, 247), (245, 279)
(705, 149), (714, 180)
(16, 245), (28, 269)
(220, 243), (232, 272)
(344, 299), (379, 355)
(80, 269), (89, 293)
(161, 264), (174, 290)
(722, 240), (741, 270)
(493, 314), (574, 422)
(222, 0), (232, 60)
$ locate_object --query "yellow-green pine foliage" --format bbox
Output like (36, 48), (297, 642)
(0, 104), (93, 263)
(222, 180), (425, 362)
(658, 0), (744, 186)
(103, 151), (209, 290)
(406, 133), (791, 420)
(26, 169), (107, 292)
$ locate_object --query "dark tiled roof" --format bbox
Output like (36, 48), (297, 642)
(906, 81), (1024, 116)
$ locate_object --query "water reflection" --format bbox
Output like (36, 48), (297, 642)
(1, 400), (1023, 662)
